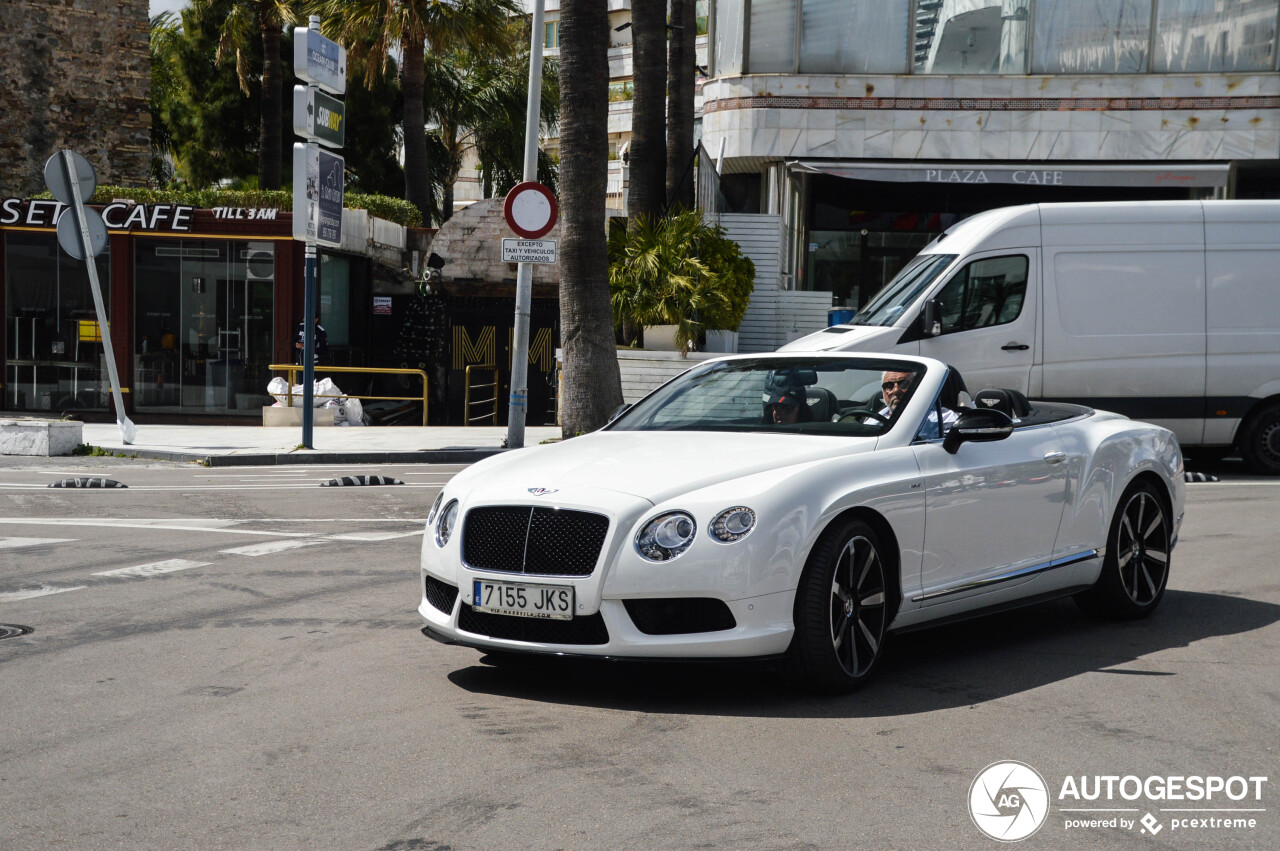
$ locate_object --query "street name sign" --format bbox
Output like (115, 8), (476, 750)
(502, 238), (557, 264)
(293, 26), (346, 95)
(293, 85), (345, 147)
(292, 142), (344, 248)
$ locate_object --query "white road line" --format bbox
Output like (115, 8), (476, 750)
(325, 530), (425, 542)
(94, 559), (212, 578)
(0, 584), (86, 603)
(0, 519), (313, 537)
(0, 537), (77, 550)
(220, 539), (328, 557)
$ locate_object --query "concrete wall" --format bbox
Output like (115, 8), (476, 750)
(0, 0), (151, 196)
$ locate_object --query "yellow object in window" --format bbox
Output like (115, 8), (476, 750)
(78, 320), (102, 342)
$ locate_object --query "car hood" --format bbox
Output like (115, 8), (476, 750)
(458, 430), (878, 506)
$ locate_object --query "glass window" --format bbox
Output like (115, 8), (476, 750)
(5, 231), (111, 412)
(853, 253), (958, 327)
(750, 0), (798, 72)
(933, 255), (1028, 334)
(1153, 0), (1279, 72)
(914, 0), (1029, 74)
(714, 0), (745, 74)
(1032, 0), (1153, 73)
(697, 0), (710, 36)
(801, 0), (910, 73)
(543, 20), (558, 50)
(320, 254), (350, 348)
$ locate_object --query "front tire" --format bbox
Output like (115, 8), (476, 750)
(790, 518), (892, 694)
(1239, 402), (1280, 476)
(1075, 481), (1171, 618)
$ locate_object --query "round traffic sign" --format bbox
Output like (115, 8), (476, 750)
(56, 206), (108, 259)
(43, 150), (97, 205)
(503, 181), (558, 239)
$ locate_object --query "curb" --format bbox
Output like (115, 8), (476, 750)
(86, 446), (508, 467)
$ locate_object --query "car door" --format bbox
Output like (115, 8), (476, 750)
(911, 421), (1072, 606)
(918, 250), (1038, 395)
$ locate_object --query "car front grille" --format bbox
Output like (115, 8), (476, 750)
(425, 575), (458, 614)
(463, 506), (609, 577)
(457, 604), (609, 645)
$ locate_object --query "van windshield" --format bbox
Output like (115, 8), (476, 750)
(852, 254), (956, 327)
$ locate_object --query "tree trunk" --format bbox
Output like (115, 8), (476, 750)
(401, 34), (434, 225)
(558, 0), (622, 437)
(627, 0), (667, 221)
(258, 17), (283, 190)
(665, 0), (696, 211)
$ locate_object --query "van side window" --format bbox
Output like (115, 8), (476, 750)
(934, 255), (1029, 334)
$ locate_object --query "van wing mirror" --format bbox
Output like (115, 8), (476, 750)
(942, 408), (1015, 454)
(921, 300), (942, 337)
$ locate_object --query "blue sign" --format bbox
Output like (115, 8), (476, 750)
(294, 27), (346, 95)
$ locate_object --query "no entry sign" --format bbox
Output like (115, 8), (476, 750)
(503, 181), (558, 239)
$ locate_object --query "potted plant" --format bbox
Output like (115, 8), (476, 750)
(608, 210), (755, 356)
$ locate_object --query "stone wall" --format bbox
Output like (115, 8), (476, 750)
(0, 0), (151, 196)
(429, 198), (562, 286)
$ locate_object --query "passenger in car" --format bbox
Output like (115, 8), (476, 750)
(766, 383), (811, 425)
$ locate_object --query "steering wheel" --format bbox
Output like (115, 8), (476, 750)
(838, 409), (889, 425)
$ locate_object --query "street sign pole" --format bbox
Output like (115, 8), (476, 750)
(53, 151), (136, 444)
(302, 243), (317, 446)
(507, 0), (546, 450)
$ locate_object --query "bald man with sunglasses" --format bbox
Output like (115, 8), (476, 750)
(874, 369), (958, 439)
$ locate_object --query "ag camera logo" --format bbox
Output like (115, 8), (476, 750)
(969, 761), (1051, 841)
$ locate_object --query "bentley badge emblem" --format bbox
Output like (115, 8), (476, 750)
(528, 487), (558, 496)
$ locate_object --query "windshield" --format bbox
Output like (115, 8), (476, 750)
(852, 253), (956, 326)
(608, 357), (928, 437)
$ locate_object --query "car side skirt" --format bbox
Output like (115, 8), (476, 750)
(890, 585), (1095, 634)
(910, 549), (1102, 603)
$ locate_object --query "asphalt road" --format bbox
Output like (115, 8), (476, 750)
(0, 455), (1276, 850)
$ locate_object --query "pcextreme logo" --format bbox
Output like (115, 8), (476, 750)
(969, 762), (1270, 842)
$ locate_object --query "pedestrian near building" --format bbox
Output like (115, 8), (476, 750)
(295, 315), (330, 365)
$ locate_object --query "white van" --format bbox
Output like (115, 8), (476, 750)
(781, 201), (1280, 474)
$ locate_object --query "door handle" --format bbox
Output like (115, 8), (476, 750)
(1044, 452), (1066, 465)
(1001, 342), (1029, 351)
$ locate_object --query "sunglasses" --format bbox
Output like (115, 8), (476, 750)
(882, 378), (911, 391)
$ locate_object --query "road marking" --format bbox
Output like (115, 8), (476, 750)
(0, 537), (76, 550)
(0, 519), (314, 537)
(94, 559), (212, 578)
(325, 530), (425, 542)
(0, 584), (86, 602)
(220, 539), (328, 557)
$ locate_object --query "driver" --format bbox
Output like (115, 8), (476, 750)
(874, 369), (957, 438)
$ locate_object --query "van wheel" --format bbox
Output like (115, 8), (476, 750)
(1238, 402), (1280, 476)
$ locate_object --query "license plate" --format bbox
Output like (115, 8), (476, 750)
(473, 579), (574, 620)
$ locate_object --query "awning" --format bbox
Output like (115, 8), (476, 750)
(788, 160), (1229, 188)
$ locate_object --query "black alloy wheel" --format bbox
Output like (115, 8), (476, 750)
(1076, 481), (1171, 618)
(791, 518), (892, 694)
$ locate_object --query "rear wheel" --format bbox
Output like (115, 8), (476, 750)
(790, 518), (892, 694)
(1238, 402), (1280, 476)
(1075, 481), (1171, 618)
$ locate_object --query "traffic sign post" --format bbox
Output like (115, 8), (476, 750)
(293, 16), (346, 448)
(44, 150), (136, 444)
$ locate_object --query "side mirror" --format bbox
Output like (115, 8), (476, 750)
(942, 407), (1015, 454)
(607, 403), (631, 423)
(922, 300), (942, 337)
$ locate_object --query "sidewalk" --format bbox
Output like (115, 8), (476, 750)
(81, 422), (564, 467)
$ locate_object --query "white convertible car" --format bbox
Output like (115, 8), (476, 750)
(419, 354), (1184, 693)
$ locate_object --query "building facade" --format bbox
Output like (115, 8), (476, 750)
(700, 0), (1280, 313)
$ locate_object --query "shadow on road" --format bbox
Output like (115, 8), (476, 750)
(445, 590), (1280, 718)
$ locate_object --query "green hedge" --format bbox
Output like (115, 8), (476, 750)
(29, 186), (423, 229)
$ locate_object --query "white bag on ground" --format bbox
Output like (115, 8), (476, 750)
(268, 376), (345, 408)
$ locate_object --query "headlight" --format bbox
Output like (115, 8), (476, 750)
(710, 507), (756, 542)
(427, 492), (444, 525)
(436, 500), (459, 547)
(635, 511), (697, 562)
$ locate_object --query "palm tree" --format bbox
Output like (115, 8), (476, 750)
(149, 12), (184, 185)
(558, 0), (623, 436)
(665, 0), (697, 210)
(190, 0), (300, 190)
(313, 0), (520, 225)
(627, 0), (666, 219)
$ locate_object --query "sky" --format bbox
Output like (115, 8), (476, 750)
(150, 1), (188, 16)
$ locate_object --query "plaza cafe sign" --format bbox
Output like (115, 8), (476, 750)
(1, 197), (197, 232)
